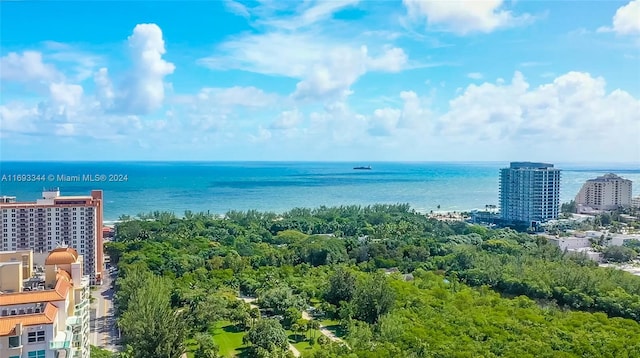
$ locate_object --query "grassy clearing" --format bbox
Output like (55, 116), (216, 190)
(319, 319), (346, 338)
(184, 338), (197, 358)
(212, 321), (247, 357)
(289, 329), (324, 356)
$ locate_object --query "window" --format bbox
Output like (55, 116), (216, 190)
(27, 330), (45, 343)
(8, 335), (20, 347)
(28, 351), (46, 358)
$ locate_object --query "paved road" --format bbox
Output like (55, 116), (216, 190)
(90, 270), (120, 351)
(302, 310), (346, 345)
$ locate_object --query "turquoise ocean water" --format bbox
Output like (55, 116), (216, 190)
(0, 162), (638, 221)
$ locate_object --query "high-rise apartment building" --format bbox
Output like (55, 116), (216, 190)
(0, 247), (90, 358)
(0, 189), (103, 285)
(499, 162), (561, 226)
(575, 173), (632, 212)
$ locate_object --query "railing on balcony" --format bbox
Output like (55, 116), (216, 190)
(50, 330), (73, 349)
(74, 300), (88, 310)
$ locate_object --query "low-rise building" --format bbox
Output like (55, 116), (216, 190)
(0, 250), (33, 281)
(0, 247), (90, 358)
(544, 231), (640, 262)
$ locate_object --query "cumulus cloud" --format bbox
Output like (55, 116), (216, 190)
(366, 90), (431, 136)
(0, 51), (62, 84)
(598, 0), (640, 35)
(403, 0), (533, 35)
(114, 23), (175, 114)
(437, 71), (640, 153)
(0, 24), (177, 141)
(467, 72), (483, 80)
(368, 108), (401, 136)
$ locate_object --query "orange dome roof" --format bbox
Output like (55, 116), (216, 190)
(55, 268), (72, 282)
(45, 247), (79, 265)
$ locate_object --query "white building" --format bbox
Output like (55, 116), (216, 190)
(499, 162), (561, 226)
(0, 189), (104, 285)
(0, 247), (90, 358)
(632, 196), (640, 209)
(575, 173), (632, 213)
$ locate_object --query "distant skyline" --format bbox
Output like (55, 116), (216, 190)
(1, 1), (639, 162)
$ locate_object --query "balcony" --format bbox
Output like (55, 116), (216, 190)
(66, 315), (81, 328)
(75, 300), (89, 311)
(50, 330), (73, 349)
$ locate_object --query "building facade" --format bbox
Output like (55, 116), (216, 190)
(0, 189), (103, 285)
(575, 173), (633, 213)
(0, 250), (33, 285)
(0, 247), (90, 358)
(499, 162), (561, 226)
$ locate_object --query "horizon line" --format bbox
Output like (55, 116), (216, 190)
(2, 159), (639, 165)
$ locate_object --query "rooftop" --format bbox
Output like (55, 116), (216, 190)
(587, 173), (631, 182)
(0, 302), (57, 336)
(0, 278), (71, 306)
(45, 247), (79, 266)
(508, 162), (556, 169)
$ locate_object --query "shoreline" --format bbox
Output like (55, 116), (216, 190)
(103, 208), (480, 224)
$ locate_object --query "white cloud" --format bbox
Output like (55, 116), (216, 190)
(368, 108), (401, 136)
(49, 82), (83, 108)
(198, 0), (413, 102)
(437, 71), (640, 153)
(170, 86), (281, 134)
(397, 90), (431, 129)
(200, 33), (408, 101)
(224, 0), (250, 18)
(41, 42), (103, 82)
(366, 90), (432, 136)
(0, 24), (177, 141)
(262, 0), (360, 30)
(0, 102), (39, 134)
(195, 86), (279, 108)
(0, 51), (61, 84)
(467, 72), (484, 80)
(403, 0), (533, 35)
(271, 109), (303, 130)
(94, 68), (115, 108)
(598, 0), (640, 35)
(113, 23), (175, 114)
(249, 126), (272, 143)
(367, 47), (408, 72)
(519, 62), (550, 68)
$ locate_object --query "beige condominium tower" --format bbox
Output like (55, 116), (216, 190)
(0, 189), (104, 285)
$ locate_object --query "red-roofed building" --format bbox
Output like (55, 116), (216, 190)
(102, 227), (114, 239)
(0, 247), (90, 358)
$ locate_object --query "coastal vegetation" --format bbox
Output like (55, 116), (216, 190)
(105, 205), (640, 358)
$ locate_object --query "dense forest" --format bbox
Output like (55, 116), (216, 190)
(103, 205), (640, 358)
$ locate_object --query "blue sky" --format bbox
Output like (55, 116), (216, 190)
(1, 0), (639, 162)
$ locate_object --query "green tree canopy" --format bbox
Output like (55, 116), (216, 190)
(243, 318), (289, 356)
(119, 275), (187, 358)
(325, 266), (356, 306)
(352, 273), (395, 324)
